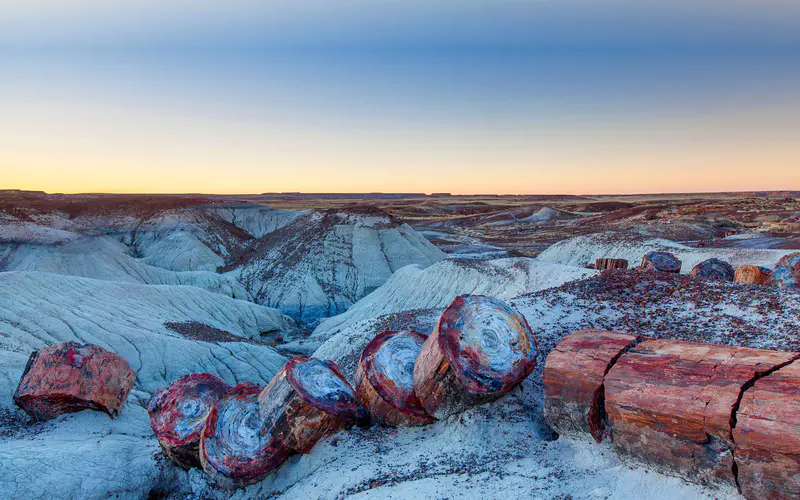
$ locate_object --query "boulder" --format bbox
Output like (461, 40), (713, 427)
(413, 295), (537, 419)
(355, 331), (435, 427)
(640, 251), (681, 273)
(605, 339), (797, 488)
(200, 383), (289, 489)
(734, 265), (772, 285)
(13, 342), (135, 422)
(258, 357), (367, 454)
(766, 252), (800, 289)
(734, 360), (800, 500)
(594, 258), (628, 271)
(148, 373), (232, 469)
(543, 330), (639, 442)
(690, 258), (735, 281)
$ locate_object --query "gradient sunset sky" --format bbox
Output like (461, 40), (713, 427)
(2, 1), (800, 195)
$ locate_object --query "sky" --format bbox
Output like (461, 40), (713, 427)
(1, 1), (800, 195)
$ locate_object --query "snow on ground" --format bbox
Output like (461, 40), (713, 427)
(539, 231), (793, 271)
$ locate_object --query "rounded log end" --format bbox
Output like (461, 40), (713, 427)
(765, 252), (800, 288)
(689, 258), (734, 281)
(284, 356), (367, 423)
(641, 251), (682, 273)
(734, 264), (772, 285)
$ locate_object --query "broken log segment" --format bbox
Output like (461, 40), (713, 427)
(355, 331), (435, 427)
(200, 382), (289, 489)
(258, 357), (367, 454)
(734, 264), (772, 285)
(148, 373), (231, 469)
(13, 341), (135, 422)
(733, 359), (800, 500)
(604, 339), (798, 488)
(594, 258), (628, 271)
(543, 330), (639, 442)
(413, 295), (537, 420)
(690, 258), (735, 281)
(640, 251), (681, 273)
(766, 252), (800, 289)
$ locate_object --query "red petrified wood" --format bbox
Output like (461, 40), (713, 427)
(355, 331), (435, 427)
(200, 382), (289, 488)
(734, 265), (772, 285)
(594, 258), (628, 271)
(604, 339), (798, 488)
(148, 373), (231, 469)
(13, 342), (135, 422)
(733, 360), (800, 500)
(258, 357), (367, 454)
(543, 330), (639, 442)
(413, 295), (537, 419)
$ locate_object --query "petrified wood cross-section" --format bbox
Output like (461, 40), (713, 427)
(640, 251), (681, 273)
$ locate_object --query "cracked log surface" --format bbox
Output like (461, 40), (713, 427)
(640, 251), (681, 273)
(543, 329), (639, 442)
(690, 258), (735, 281)
(13, 341), (135, 422)
(355, 331), (435, 427)
(734, 264), (772, 285)
(604, 339), (798, 488)
(594, 258), (628, 271)
(766, 252), (800, 289)
(200, 382), (289, 489)
(148, 373), (231, 469)
(258, 356), (367, 454)
(733, 359), (800, 500)
(413, 295), (537, 420)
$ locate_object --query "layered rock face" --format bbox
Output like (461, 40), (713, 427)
(640, 251), (682, 273)
(690, 258), (735, 281)
(734, 264), (772, 284)
(13, 342), (135, 422)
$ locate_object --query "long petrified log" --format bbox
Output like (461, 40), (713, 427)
(258, 356), (367, 454)
(640, 251), (681, 273)
(13, 342), (135, 422)
(355, 331), (435, 427)
(733, 360), (800, 500)
(734, 264), (772, 285)
(543, 330), (639, 442)
(690, 258), (735, 281)
(200, 382), (289, 488)
(148, 373), (231, 469)
(413, 295), (537, 419)
(594, 258), (628, 271)
(766, 252), (800, 289)
(604, 339), (798, 488)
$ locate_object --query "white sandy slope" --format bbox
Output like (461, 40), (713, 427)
(539, 231), (793, 271)
(208, 204), (306, 238)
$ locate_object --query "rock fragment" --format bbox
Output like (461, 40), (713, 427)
(13, 342), (135, 422)
(413, 295), (537, 419)
(258, 357), (367, 454)
(543, 329), (639, 442)
(766, 252), (800, 289)
(148, 373), (231, 469)
(640, 251), (681, 273)
(734, 264), (772, 285)
(690, 258), (735, 281)
(200, 383), (289, 488)
(355, 331), (435, 427)
(594, 258), (628, 271)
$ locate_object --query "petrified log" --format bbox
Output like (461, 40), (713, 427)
(594, 258), (628, 271)
(690, 258), (735, 281)
(148, 373), (231, 469)
(13, 342), (135, 422)
(733, 360), (800, 500)
(258, 357), (367, 454)
(200, 382), (289, 488)
(355, 331), (435, 427)
(734, 264), (772, 285)
(543, 330), (639, 442)
(640, 251), (681, 273)
(766, 252), (800, 289)
(413, 295), (537, 419)
(604, 339), (797, 488)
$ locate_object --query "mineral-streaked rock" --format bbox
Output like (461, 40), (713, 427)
(200, 383), (289, 488)
(13, 342), (135, 422)
(734, 264), (772, 285)
(734, 360), (800, 500)
(594, 258), (628, 271)
(605, 339), (797, 487)
(640, 251), (682, 273)
(766, 252), (800, 289)
(355, 331), (435, 427)
(413, 295), (537, 419)
(258, 357), (367, 454)
(148, 373), (231, 469)
(690, 258), (735, 281)
(543, 330), (639, 442)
